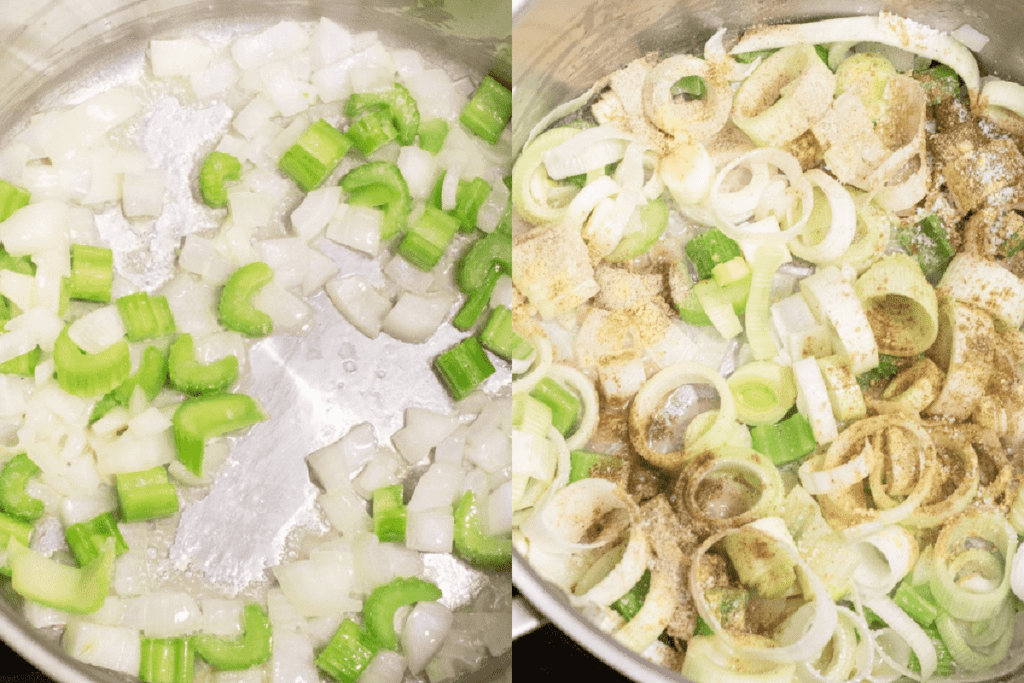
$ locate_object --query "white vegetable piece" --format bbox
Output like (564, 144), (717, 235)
(392, 408), (461, 465)
(233, 95), (277, 140)
(381, 291), (456, 344)
(325, 204), (383, 256)
(598, 358), (647, 403)
(359, 650), (407, 683)
(486, 481), (512, 536)
(62, 622), (141, 676)
(309, 18), (354, 68)
(270, 630), (320, 683)
(408, 462), (465, 511)
(149, 38), (214, 78)
(319, 488), (372, 538)
(406, 508), (455, 553)
(291, 186), (341, 241)
(68, 305), (125, 354)
(402, 602), (453, 673)
(383, 255), (434, 294)
(227, 190), (274, 230)
(190, 59), (240, 100)
(179, 235), (236, 285)
(397, 145), (439, 199)
(122, 592), (202, 638)
(0, 270), (35, 313)
(0, 200), (68, 256)
(273, 551), (360, 617)
(353, 448), (406, 499)
(326, 275), (393, 339)
(253, 278), (313, 332)
(800, 266), (878, 375)
(231, 21), (310, 70)
(792, 356), (839, 444)
(121, 168), (166, 218)
(162, 273), (221, 337)
(199, 598), (245, 637)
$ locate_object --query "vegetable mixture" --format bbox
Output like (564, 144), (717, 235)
(0, 17), (512, 683)
(511, 12), (1024, 683)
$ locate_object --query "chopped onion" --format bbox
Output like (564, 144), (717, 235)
(402, 602), (453, 673)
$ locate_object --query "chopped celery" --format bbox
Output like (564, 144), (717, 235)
(90, 345), (168, 423)
(479, 305), (534, 359)
(0, 347), (41, 376)
(605, 198), (669, 262)
(193, 603), (271, 670)
(0, 180), (30, 222)
(610, 569), (651, 621)
(346, 108), (398, 156)
(168, 333), (239, 395)
(65, 512), (129, 567)
(53, 327), (132, 397)
(0, 512), (32, 576)
(397, 204), (460, 271)
(897, 214), (954, 284)
(218, 261), (274, 337)
(856, 353), (901, 389)
(434, 337), (495, 401)
(452, 176), (491, 233)
(749, 412), (817, 466)
(672, 75), (707, 99)
(279, 119), (352, 192)
(529, 377), (580, 437)
(67, 244), (114, 303)
(172, 393), (267, 477)
(452, 266), (502, 332)
(363, 577), (442, 650)
(915, 63), (965, 105)
(0, 453), (43, 522)
(340, 161), (411, 240)
(8, 536), (114, 614)
(198, 151), (242, 209)
(345, 83), (420, 147)
(459, 75), (512, 145)
(372, 484), (406, 543)
(416, 118), (449, 155)
(893, 580), (940, 627)
(734, 49), (778, 63)
(685, 229), (743, 280)
(455, 218), (511, 294)
(139, 637), (195, 683)
(568, 449), (623, 484)
(116, 292), (176, 341)
(116, 466), (179, 522)
(315, 619), (379, 683)
(0, 244), (34, 276)
(453, 490), (510, 567)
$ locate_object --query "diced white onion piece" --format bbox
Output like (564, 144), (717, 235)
(409, 463), (465, 512)
(291, 186), (341, 241)
(951, 23), (989, 53)
(311, 62), (355, 104)
(393, 49), (425, 80)
(82, 148), (121, 205)
(253, 279), (313, 332)
(793, 356), (839, 444)
(0, 270), (35, 313)
(68, 305), (125, 354)
(393, 409), (461, 465)
(199, 598), (244, 637)
(231, 21), (310, 70)
(122, 592), (202, 638)
(0, 312), (52, 365)
(33, 248), (71, 316)
(325, 204), (383, 256)
(161, 274), (221, 336)
(406, 508), (455, 553)
(359, 650), (407, 683)
(352, 448), (406, 499)
(190, 59), (240, 100)
(121, 168), (166, 218)
(260, 62), (316, 118)
(149, 38), (214, 78)
(351, 63), (396, 94)
(59, 488), (116, 526)
(273, 554), (360, 617)
(434, 430), (466, 466)
(337, 422), (378, 475)
(397, 145), (439, 200)
(62, 622), (141, 676)
(320, 488), (372, 538)
(270, 630), (320, 683)
(800, 267), (878, 375)
(309, 18), (354, 68)
(93, 431), (176, 481)
(0, 200), (69, 256)
(307, 440), (353, 493)
(113, 549), (149, 597)
(257, 237), (337, 295)
(233, 95), (277, 139)
(597, 358), (647, 403)
(441, 164), (461, 211)
(179, 235), (236, 286)
(465, 428), (511, 474)
(383, 255), (434, 294)
(228, 190), (274, 229)
(127, 406), (172, 439)
(326, 275), (393, 339)
(486, 481), (512, 536)
(381, 290), (456, 344)
(267, 588), (304, 631)
(402, 602), (453, 673)
(405, 69), (464, 121)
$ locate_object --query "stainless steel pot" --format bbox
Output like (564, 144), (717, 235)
(0, 2), (511, 683)
(511, 0), (1024, 681)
